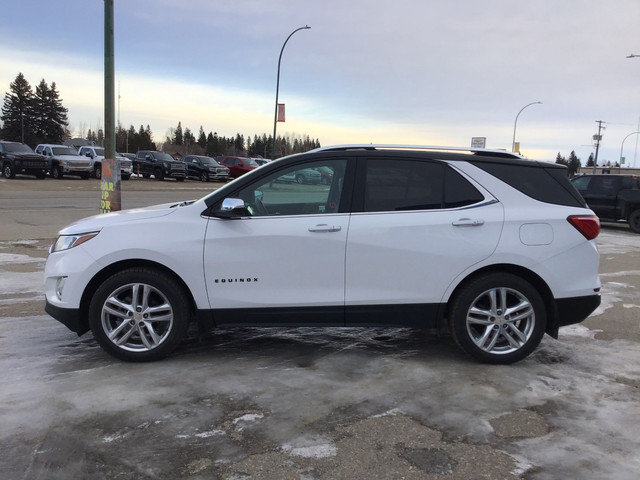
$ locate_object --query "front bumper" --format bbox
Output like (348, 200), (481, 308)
(45, 299), (87, 335)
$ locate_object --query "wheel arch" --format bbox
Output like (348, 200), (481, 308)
(78, 259), (198, 334)
(443, 263), (559, 337)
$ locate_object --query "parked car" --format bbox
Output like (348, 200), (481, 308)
(274, 167), (322, 184)
(44, 145), (601, 364)
(570, 174), (640, 233)
(77, 146), (133, 180)
(183, 155), (230, 182)
(219, 156), (259, 178)
(253, 158), (272, 166)
(35, 144), (92, 179)
(0, 140), (49, 179)
(135, 150), (186, 181)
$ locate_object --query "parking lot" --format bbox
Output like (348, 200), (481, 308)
(1, 175), (639, 479)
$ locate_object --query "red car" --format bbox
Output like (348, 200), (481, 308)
(219, 156), (259, 178)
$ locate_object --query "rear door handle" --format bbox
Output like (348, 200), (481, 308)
(309, 224), (342, 233)
(452, 218), (485, 227)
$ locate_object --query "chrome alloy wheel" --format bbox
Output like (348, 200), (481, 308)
(465, 287), (535, 355)
(101, 282), (174, 352)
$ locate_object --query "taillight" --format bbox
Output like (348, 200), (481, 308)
(567, 215), (600, 240)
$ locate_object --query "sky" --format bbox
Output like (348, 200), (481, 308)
(1, 0), (639, 165)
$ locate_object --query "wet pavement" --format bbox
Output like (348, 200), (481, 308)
(1, 177), (639, 479)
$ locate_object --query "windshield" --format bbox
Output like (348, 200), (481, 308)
(198, 156), (219, 165)
(3, 143), (34, 153)
(155, 152), (175, 162)
(94, 147), (105, 156)
(52, 147), (79, 156)
(243, 158), (260, 167)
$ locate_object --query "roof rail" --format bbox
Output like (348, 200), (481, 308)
(309, 144), (522, 159)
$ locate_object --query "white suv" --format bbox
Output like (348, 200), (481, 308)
(44, 145), (601, 363)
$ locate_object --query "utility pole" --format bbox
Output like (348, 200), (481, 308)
(101, 0), (121, 213)
(592, 120), (606, 174)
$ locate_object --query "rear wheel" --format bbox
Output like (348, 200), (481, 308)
(122, 174), (131, 180)
(200, 172), (209, 182)
(628, 209), (640, 233)
(449, 273), (546, 364)
(88, 268), (190, 362)
(154, 169), (164, 181)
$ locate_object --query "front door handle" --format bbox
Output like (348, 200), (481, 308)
(309, 224), (342, 233)
(452, 218), (485, 227)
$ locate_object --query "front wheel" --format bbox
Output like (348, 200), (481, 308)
(3, 163), (15, 179)
(88, 268), (191, 362)
(628, 209), (640, 233)
(449, 273), (546, 364)
(51, 166), (63, 179)
(94, 165), (102, 179)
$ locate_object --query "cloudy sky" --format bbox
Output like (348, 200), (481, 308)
(1, 0), (639, 165)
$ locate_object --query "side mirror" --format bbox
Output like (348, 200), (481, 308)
(213, 198), (247, 219)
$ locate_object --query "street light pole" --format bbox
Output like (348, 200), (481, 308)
(272, 25), (310, 158)
(512, 101), (542, 152)
(620, 131), (640, 168)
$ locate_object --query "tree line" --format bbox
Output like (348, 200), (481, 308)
(0, 72), (320, 159)
(161, 121), (321, 159)
(555, 151), (583, 176)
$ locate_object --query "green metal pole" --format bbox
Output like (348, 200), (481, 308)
(101, 0), (121, 213)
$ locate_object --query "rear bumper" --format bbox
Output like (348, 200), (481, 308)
(554, 294), (601, 328)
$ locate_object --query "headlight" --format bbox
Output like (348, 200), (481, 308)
(50, 232), (99, 253)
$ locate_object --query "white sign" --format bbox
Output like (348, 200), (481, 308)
(471, 137), (486, 148)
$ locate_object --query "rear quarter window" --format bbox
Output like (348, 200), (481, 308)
(472, 161), (586, 208)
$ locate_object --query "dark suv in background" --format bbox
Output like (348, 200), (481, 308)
(0, 140), (49, 179)
(135, 150), (187, 181)
(183, 155), (230, 182)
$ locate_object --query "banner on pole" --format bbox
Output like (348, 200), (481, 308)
(277, 104), (286, 122)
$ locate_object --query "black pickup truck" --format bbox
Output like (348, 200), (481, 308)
(0, 140), (49, 179)
(571, 174), (640, 233)
(135, 150), (187, 181)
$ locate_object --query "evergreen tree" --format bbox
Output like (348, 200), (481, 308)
(586, 153), (595, 167)
(205, 132), (215, 156)
(568, 151), (581, 177)
(0, 73), (35, 144)
(174, 121), (183, 145)
(31, 80), (69, 144)
(555, 152), (568, 166)
(197, 126), (207, 148)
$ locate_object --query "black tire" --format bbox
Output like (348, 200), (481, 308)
(88, 268), (191, 362)
(449, 273), (546, 364)
(200, 172), (209, 182)
(80, 173), (90, 180)
(51, 166), (63, 179)
(36, 170), (47, 179)
(93, 165), (102, 179)
(628, 209), (640, 234)
(122, 174), (131, 181)
(3, 163), (15, 179)
(176, 177), (185, 182)
(143, 173), (151, 179)
(154, 169), (164, 181)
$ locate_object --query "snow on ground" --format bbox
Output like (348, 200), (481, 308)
(0, 229), (638, 479)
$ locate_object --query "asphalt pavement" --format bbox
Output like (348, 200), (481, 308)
(0, 175), (639, 480)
